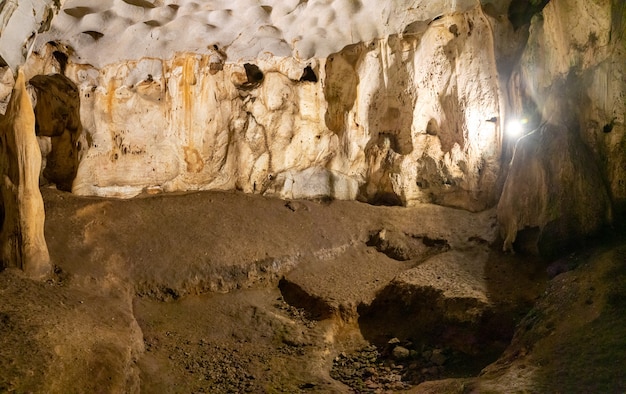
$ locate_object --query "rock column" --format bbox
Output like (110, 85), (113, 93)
(0, 70), (51, 278)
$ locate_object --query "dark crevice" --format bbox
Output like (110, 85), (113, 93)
(244, 63), (264, 84)
(300, 66), (318, 82)
(82, 31), (104, 40)
(29, 74), (81, 191)
(508, 0), (550, 30)
(366, 229), (450, 262)
(369, 192), (403, 207)
(52, 51), (68, 74)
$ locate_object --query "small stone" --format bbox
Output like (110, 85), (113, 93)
(391, 381), (406, 390)
(392, 346), (410, 360)
(364, 367), (377, 377)
(422, 366), (439, 375)
(365, 380), (380, 389)
(430, 349), (447, 366)
(388, 337), (401, 345)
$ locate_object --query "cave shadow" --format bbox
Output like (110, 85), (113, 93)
(355, 243), (548, 379)
(29, 73), (82, 192)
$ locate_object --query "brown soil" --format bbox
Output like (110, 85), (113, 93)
(1, 186), (623, 393)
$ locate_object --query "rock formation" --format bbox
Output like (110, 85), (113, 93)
(0, 70), (51, 278)
(29, 73), (82, 191)
(0, 1), (624, 392)
(0, 0), (623, 257)
(0, 0), (61, 70)
(497, 123), (612, 257)
(497, 0), (625, 254)
(40, 4), (502, 213)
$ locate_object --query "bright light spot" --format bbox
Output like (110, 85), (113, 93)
(506, 118), (528, 138)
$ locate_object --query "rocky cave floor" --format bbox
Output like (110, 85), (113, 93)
(1, 186), (625, 393)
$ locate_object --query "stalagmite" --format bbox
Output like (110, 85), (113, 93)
(0, 70), (51, 278)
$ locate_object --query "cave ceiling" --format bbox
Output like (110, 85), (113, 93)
(1, 0), (508, 69)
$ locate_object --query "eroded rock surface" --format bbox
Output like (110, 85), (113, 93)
(0, 0), (624, 392)
(497, 124), (612, 257)
(36, 0), (483, 68)
(29, 4), (503, 213)
(30, 73), (82, 191)
(0, 0), (60, 70)
(0, 70), (51, 278)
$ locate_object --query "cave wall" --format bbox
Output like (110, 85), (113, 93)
(30, 73), (82, 192)
(0, 0), (624, 261)
(63, 5), (504, 211)
(497, 0), (625, 254)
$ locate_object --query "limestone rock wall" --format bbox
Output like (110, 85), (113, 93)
(37, 0), (484, 69)
(497, 124), (612, 257)
(497, 0), (625, 253)
(68, 5), (504, 211)
(0, 0), (62, 70)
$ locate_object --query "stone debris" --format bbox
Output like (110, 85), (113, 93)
(330, 341), (457, 392)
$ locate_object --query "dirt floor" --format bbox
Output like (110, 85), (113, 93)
(0, 186), (624, 393)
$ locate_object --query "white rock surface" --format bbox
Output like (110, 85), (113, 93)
(3, 0), (623, 228)
(60, 5), (504, 210)
(0, 0), (61, 70)
(36, 0), (484, 68)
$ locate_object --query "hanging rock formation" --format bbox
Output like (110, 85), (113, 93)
(0, 0), (61, 70)
(0, 70), (51, 278)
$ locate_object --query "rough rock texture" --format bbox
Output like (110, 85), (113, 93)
(496, 0), (625, 252)
(0, 70), (51, 278)
(58, 5), (503, 212)
(0, 0), (61, 70)
(357, 248), (536, 357)
(0, 269), (144, 393)
(412, 240), (626, 393)
(29, 73), (82, 191)
(498, 124), (612, 256)
(37, 0), (485, 68)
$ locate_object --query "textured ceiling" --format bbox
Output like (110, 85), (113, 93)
(34, 0), (487, 67)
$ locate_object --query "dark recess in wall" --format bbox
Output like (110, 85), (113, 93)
(508, 0), (550, 30)
(52, 50), (68, 74)
(29, 74), (81, 192)
(300, 66), (318, 82)
(244, 63), (264, 84)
